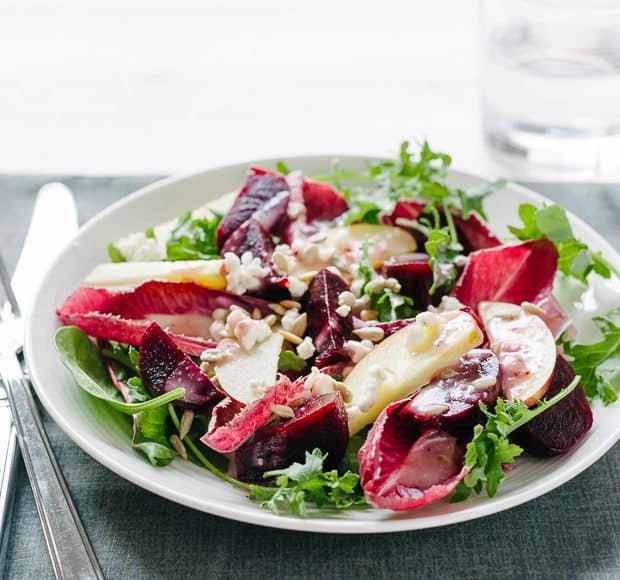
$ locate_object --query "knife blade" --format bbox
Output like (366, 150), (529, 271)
(0, 183), (79, 571)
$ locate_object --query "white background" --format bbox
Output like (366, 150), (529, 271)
(0, 0), (552, 178)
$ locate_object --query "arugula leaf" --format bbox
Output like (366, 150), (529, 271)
(278, 350), (307, 372)
(107, 243), (126, 263)
(368, 288), (415, 322)
(249, 449), (366, 516)
(55, 326), (185, 414)
(562, 308), (620, 405)
(276, 160), (290, 175)
(453, 376), (581, 501)
(100, 343), (140, 375)
(509, 203), (615, 283)
(133, 405), (178, 467)
(165, 210), (222, 261)
(457, 179), (506, 221)
(424, 225), (463, 294)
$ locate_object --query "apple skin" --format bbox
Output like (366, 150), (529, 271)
(479, 301), (557, 407)
(344, 310), (484, 435)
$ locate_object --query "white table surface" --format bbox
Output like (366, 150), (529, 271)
(0, 0), (615, 181)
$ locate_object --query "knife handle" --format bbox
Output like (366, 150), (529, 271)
(2, 360), (104, 579)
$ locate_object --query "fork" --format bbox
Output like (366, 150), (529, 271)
(0, 255), (104, 579)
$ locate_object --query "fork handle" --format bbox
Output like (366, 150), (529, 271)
(3, 367), (104, 579)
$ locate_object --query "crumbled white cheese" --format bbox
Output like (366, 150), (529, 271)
(335, 304), (351, 317)
(209, 320), (227, 341)
(224, 251), (269, 295)
(233, 318), (272, 352)
(429, 295), (465, 313)
(365, 276), (402, 294)
(296, 336), (316, 360)
(345, 339), (374, 363)
(281, 308), (300, 332)
(304, 366), (336, 396)
(287, 276), (308, 298)
(287, 201), (305, 219)
(338, 291), (356, 307)
(115, 233), (164, 262)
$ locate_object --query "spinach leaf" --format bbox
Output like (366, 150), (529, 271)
(278, 350), (307, 372)
(55, 326), (185, 414)
(166, 210), (222, 261)
(133, 406), (177, 467)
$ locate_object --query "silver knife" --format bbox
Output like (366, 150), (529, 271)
(0, 184), (103, 578)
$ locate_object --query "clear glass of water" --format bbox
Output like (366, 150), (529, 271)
(481, 0), (620, 179)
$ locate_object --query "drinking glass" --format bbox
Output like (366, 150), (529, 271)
(481, 0), (620, 179)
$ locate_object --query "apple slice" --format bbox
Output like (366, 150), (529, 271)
(325, 224), (417, 268)
(479, 301), (556, 406)
(345, 310), (483, 435)
(214, 332), (284, 404)
(84, 260), (226, 290)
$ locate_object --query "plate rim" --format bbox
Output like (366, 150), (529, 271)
(24, 155), (620, 534)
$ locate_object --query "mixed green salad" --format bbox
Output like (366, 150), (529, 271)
(55, 141), (620, 516)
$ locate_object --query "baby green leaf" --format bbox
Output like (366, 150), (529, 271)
(278, 350), (307, 372)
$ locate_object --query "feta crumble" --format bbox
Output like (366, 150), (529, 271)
(224, 251), (269, 295)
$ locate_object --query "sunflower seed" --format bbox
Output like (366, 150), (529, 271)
(252, 307), (262, 320)
(353, 326), (385, 342)
(272, 251), (290, 274)
(280, 299), (302, 310)
(270, 404), (295, 419)
(264, 313), (278, 326)
(360, 309), (378, 321)
(170, 434), (188, 460)
(279, 329), (303, 345)
(269, 303), (286, 315)
(179, 409), (195, 439)
(291, 313), (308, 337)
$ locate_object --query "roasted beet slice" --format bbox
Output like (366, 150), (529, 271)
(216, 170), (290, 247)
(358, 398), (468, 510)
(305, 269), (353, 367)
(512, 355), (593, 456)
(139, 322), (223, 408)
(382, 253), (434, 309)
(221, 218), (275, 263)
(302, 179), (348, 223)
(201, 374), (305, 453)
(400, 349), (500, 431)
(234, 392), (349, 482)
(220, 218), (285, 298)
(59, 312), (213, 356)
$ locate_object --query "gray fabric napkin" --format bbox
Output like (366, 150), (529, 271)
(2, 176), (619, 580)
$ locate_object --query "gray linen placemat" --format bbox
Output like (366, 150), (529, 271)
(2, 176), (619, 580)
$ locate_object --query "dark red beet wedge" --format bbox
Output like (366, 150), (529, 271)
(221, 218), (275, 264)
(220, 218), (286, 298)
(305, 269), (353, 367)
(234, 392), (349, 483)
(400, 349), (500, 432)
(139, 322), (223, 408)
(216, 170), (290, 247)
(302, 179), (348, 223)
(382, 253), (434, 309)
(201, 374), (306, 453)
(512, 355), (593, 456)
(358, 399), (468, 510)
(59, 312), (213, 356)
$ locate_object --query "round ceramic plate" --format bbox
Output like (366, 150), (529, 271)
(25, 156), (620, 533)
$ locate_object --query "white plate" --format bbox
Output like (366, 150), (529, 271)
(25, 156), (620, 533)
